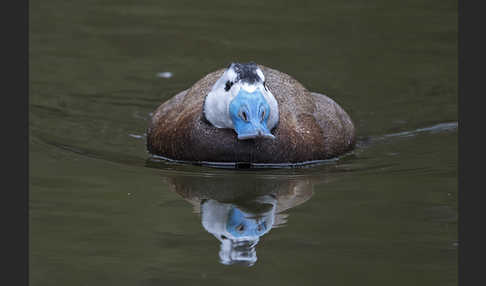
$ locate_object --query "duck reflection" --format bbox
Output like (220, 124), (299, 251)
(201, 195), (275, 266)
(162, 171), (321, 266)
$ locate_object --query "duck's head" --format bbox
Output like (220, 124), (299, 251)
(203, 62), (279, 140)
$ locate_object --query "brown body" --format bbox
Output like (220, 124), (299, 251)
(147, 65), (356, 165)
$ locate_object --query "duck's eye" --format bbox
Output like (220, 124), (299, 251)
(239, 110), (248, 122)
(225, 81), (233, 91)
(236, 224), (245, 233)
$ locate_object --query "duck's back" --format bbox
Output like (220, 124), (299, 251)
(147, 65), (355, 165)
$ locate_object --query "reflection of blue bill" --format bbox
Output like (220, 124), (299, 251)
(226, 206), (268, 238)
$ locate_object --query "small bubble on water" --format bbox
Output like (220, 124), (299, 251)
(157, 72), (173, 78)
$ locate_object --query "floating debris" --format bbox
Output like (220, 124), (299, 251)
(157, 72), (173, 79)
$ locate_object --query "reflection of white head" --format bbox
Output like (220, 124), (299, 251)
(201, 195), (277, 266)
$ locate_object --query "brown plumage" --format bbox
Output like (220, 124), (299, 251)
(147, 65), (356, 165)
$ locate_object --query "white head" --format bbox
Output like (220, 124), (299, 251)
(203, 62), (279, 140)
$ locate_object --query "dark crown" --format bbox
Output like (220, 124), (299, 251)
(228, 62), (261, 84)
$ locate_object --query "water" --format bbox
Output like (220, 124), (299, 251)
(29, 0), (457, 285)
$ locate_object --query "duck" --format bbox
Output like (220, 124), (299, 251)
(147, 62), (356, 166)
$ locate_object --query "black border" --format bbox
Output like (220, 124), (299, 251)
(3, 0), (28, 285)
(459, 0), (485, 285)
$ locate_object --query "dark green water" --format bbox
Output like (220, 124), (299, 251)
(29, 0), (457, 285)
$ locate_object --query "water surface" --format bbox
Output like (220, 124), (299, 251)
(30, 0), (457, 285)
